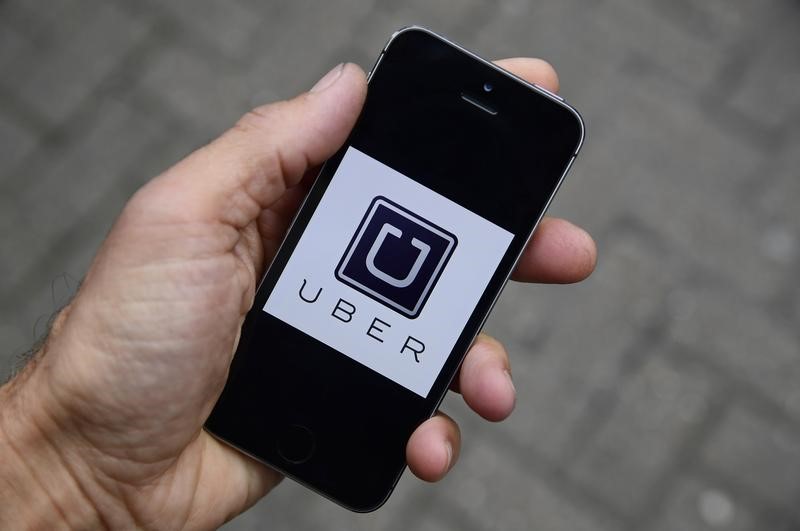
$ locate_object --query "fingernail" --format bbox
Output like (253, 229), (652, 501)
(444, 441), (453, 469)
(311, 63), (344, 93)
(504, 369), (516, 396)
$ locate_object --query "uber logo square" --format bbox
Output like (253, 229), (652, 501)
(335, 196), (457, 319)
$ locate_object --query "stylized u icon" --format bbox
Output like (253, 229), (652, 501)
(365, 223), (430, 288)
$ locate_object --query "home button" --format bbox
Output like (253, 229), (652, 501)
(276, 424), (315, 464)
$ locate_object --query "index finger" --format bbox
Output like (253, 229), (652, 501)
(493, 57), (560, 93)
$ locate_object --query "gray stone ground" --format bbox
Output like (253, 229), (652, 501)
(1, 0), (799, 529)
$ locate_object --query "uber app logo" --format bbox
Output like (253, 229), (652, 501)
(335, 196), (457, 319)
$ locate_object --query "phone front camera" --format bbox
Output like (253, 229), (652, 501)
(483, 82), (493, 93)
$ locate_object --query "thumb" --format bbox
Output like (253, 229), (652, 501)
(131, 62), (367, 229)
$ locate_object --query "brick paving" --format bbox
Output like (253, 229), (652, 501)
(1, 0), (799, 529)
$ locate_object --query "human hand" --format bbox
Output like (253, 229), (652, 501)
(0, 59), (595, 530)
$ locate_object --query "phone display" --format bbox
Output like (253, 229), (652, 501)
(206, 27), (584, 511)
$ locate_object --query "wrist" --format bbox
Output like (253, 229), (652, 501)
(0, 361), (104, 530)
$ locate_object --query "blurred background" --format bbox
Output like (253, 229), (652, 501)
(1, 0), (799, 529)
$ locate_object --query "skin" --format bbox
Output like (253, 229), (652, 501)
(0, 58), (596, 530)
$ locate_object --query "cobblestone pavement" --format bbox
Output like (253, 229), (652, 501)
(2, 1), (799, 529)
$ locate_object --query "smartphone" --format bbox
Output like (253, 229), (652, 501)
(206, 26), (584, 512)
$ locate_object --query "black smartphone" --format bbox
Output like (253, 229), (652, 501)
(206, 26), (584, 512)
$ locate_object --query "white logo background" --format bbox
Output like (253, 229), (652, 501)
(264, 147), (513, 397)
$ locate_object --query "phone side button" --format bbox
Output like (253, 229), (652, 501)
(276, 424), (316, 464)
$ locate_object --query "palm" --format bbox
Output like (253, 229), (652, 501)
(47, 180), (288, 527)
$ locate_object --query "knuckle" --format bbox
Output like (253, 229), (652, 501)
(233, 101), (288, 135)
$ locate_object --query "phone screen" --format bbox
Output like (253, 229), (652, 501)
(206, 28), (583, 511)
